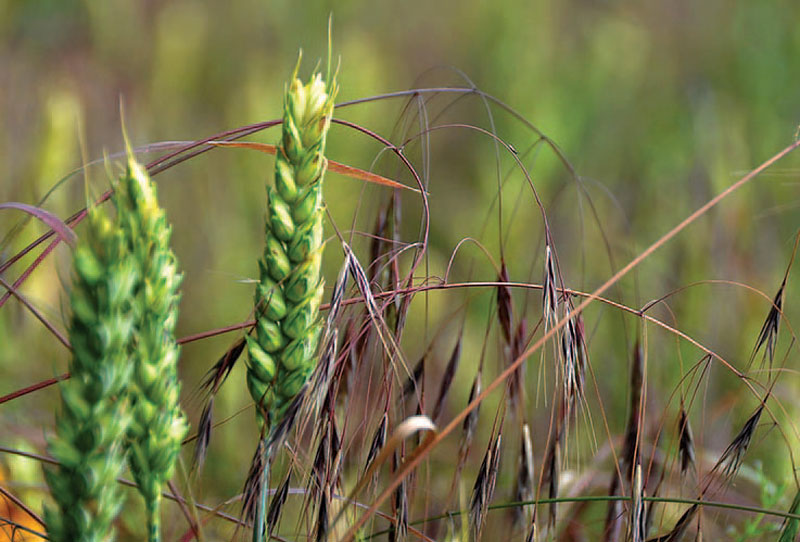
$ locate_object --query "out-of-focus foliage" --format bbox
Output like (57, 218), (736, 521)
(1, 1), (800, 540)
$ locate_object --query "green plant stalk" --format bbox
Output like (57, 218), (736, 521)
(44, 205), (137, 542)
(116, 153), (188, 542)
(246, 59), (336, 542)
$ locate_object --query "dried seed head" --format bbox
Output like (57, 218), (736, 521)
(470, 435), (502, 540)
(543, 244), (558, 329)
(749, 279), (785, 369)
(497, 262), (514, 344)
(266, 469), (291, 537)
(622, 341), (644, 473)
(432, 333), (462, 422)
(716, 404), (764, 481)
(647, 504), (698, 542)
(364, 412), (388, 486)
(461, 368), (482, 451)
(560, 304), (586, 412)
(678, 406), (695, 476)
(513, 424), (535, 526)
(545, 441), (560, 528)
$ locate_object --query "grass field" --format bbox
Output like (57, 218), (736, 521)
(2, 2), (800, 541)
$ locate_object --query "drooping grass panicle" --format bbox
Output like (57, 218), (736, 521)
(115, 152), (188, 542)
(193, 337), (246, 471)
(390, 452), (409, 542)
(266, 468), (291, 538)
(645, 504), (697, 542)
(431, 330), (463, 423)
(711, 402), (765, 483)
(677, 405), (695, 477)
(469, 433), (502, 541)
(44, 205), (137, 542)
(622, 341), (644, 475)
(543, 243), (558, 329)
(748, 277), (785, 370)
(512, 424), (535, 527)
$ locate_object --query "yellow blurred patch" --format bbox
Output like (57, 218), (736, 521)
(0, 464), (46, 542)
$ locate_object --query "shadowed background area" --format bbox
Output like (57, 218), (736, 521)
(2, 1), (800, 540)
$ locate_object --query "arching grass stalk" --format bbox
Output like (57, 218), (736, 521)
(246, 56), (336, 542)
(116, 150), (188, 542)
(44, 205), (137, 542)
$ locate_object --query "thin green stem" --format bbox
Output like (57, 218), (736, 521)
(253, 438), (271, 542)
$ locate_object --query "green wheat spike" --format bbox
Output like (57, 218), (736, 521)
(115, 152), (188, 542)
(44, 205), (137, 542)
(247, 58), (337, 433)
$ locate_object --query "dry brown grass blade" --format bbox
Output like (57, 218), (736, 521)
(206, 141), (422, 193)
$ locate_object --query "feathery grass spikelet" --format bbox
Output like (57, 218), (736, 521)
(749, 278), (785, 369)
(115, 153), (188, 542)
(512, 424), (534, 526)
(469, 434), (501, 541)
(714, 403), (764, 481)
(194, 337), (246, 471)
(646, 504), (697, 542)
(432, 332), (462, 423)
(246, 60), (337, 432)
(543, 244), (558, 329)
(266, 469), (291, 538)
(44, 205), (136, 542)
(390, 452), (409, 542)
(364, 412), (388, 488)
(677, 406), (695, 476)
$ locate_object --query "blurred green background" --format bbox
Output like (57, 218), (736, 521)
(2, 0), (800, 540)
